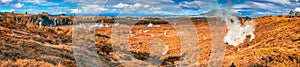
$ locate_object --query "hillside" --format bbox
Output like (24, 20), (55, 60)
(0, 15), (299, 67)
(223, 16), (300, 66)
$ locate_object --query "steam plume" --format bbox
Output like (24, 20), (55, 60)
(223, 12), (255, 46)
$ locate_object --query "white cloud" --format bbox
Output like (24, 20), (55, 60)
(150, 10), (178, 15)
(232, 1), (289, 13)
(233, 9), (252, 13)
(135, 0), (174, 4)
(150, 7), (162, 11)
(63, 0), (202, 15)
(143, 4), (150, 8)
(295, 8), (300, 12)
(261, 0), (299, 11)
(0, 9), (14, 12)
(112, 0), (202, 15)
(159, 0), (173, 2)
(227, 0), (296, 17)
(113, 3), (130, 8)
(264, 0), (291, 5)
(23, 0), (43, 4)
(11, 2), (24, 8)
(22, 0), (58, 6)
(256, 11), (274, 15)
(71, 5), (108, 14)
(70, 9), (79, 13)
(64, 0), (107, 5)
(133, 3), (143, 8)
(113, 3), (150, 8)
(64, 0), (197, 15)
(232, 4), (251, 8)
(179, 1), (204, 8)
(145, 1), (160, 4)
(63, 0), (81, 3)
(251, 2), (276, 9)
(251, 2), (291, 13)
(1, 0), (12, 3)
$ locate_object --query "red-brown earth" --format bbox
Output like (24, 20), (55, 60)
(0, 14), (299, 67)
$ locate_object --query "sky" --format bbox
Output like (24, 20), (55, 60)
(0, 0), (300, 17)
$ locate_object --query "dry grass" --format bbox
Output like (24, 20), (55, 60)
(222, 16), (300, 67)
(0, 59), (64, 67)
(0, 15), (299, 67)
(0, 16), (75, 67)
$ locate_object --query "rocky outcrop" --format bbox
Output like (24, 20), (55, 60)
(295, 12), (300, 17)
(7, 15), (74, 27)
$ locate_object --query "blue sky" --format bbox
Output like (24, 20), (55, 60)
(0, 0), (299, 17)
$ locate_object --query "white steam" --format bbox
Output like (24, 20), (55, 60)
(223, 14), (255, 46)
(38, 18), (43, 27)
(53, 18), (57, 26)
(147, 22), (153, 27)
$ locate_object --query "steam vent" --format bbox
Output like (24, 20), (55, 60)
(0, 0), (300, 67)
